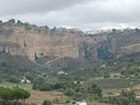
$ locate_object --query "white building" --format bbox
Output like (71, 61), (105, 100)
(57, 71), (68, 75)
(75, 101), (87, 105)
(20, 77), (31, 84)
(21, 79), (31, 84)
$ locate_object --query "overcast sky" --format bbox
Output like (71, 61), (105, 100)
(0, 0), (140, 30)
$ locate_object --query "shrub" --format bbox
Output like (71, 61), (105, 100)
(42, 100), (52, 105)
(8, 76), (20, 83)
(88, 83), (102, 99)
(109, 90), (136, 105)
(0, 87), (30, 105)
(64, 88), (75, 97)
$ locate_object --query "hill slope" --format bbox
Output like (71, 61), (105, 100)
(1, 20), (140, 72)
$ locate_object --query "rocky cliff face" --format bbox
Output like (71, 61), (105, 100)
(0, 20), (100, 61)
(1, 20), (140, 71)
(0, 22), (80, 60)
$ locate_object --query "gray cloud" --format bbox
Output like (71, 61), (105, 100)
(0, 0), (93, 16)
(0, 0), (140, 30)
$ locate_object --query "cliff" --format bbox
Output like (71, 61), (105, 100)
(0, 19), (140, 72)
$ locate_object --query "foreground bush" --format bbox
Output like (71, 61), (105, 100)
(109, 90), (137, 105)
(0, 87), (30, 105)
(42, 100), (53, 105)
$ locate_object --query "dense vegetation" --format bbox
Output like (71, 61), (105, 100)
(30, 53), (140, 105)
(42, 100), (53, 105)
(109, 90), (140, 105)
(1, 19), (140, 104)
(0, 52), (45, 83)
(0, 87), (30, 105)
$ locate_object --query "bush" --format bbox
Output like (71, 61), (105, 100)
(8, 76), (20, 83)
(64, 88), (75, 97)
(12, 87), (30, 100)
(0, 87), (30, 105)
(109, 90), (136, 105)
(0, 87), (13, 100)
(42, 100), (52, 105)
(88, 83), (102, 100)
(33, 81), (65, 91)
(65, 100), (71, 104)
(104, 72), (110, 78)
(53, 98), (60, 104)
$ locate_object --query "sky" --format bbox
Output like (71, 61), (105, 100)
(0, 0), (140, 31)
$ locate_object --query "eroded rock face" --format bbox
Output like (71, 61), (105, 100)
(0, 21), (101, 63)
(1, 20), (140, 71)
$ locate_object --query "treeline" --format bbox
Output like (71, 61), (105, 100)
(33, 77), (140, 105)
(0, 87), (30, 105)
(33, 76), (102, 102)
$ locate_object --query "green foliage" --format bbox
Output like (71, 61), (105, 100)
(0, 52), (43, 82)
(0, 87), (13, 100)
(80, 42), (94, 61)
(42, 100), (53, 105)
(8, 19), (15, 24)
(12, 87), (30, 100)
(104, 72), (110, 78)
(97, 45), (112, 60)
(67, 65), (102, 81)
(64, 88), (75, 97)
(8, 76), (20, 83)
(33, 76), (65, 91)
(17, 20), (23, 25)
(0, 87), (30, 105)
(109, 90), (137, 105)
(24, 22), (32, 30)
(88, 83), (102, 100)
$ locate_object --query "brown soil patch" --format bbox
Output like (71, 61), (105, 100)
(27, 90), (68, 105)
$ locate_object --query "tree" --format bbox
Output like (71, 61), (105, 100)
(0, 87), (13, 105)
(118, 90), (135, 105)
(104, 72), (110, 78)
(97, 44), (112, 60)
(0, 87), (30, 105)
(8, 19), (15, 24)
(42, 100), (53, 105)
(109, 90), (136, 105)
(12, 87), (30, 105)
(65, 88), (75, 97)
(22, 89), (30, 105)
(24, 22), (32, 30)
(24, 41), (27, 48)
(0, 87), (13, 100)
(34, 52), (38, 59)
(17, 20), (23, 25)
(88, 83), (102, 99)
(8, 76), (20, 83)
(0, 20), (2, 24)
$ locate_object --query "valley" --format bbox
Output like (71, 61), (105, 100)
(1, 20), (140, 105)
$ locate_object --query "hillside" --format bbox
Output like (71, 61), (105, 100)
(0, 19), (140, 73)
(1, 19), (140, 105)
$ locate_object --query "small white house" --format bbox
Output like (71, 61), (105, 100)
(20, 79), (31, 84)
(20, 77), (31, 84)
(75, 101), (87, 105)
(57, 71), (68, 75)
